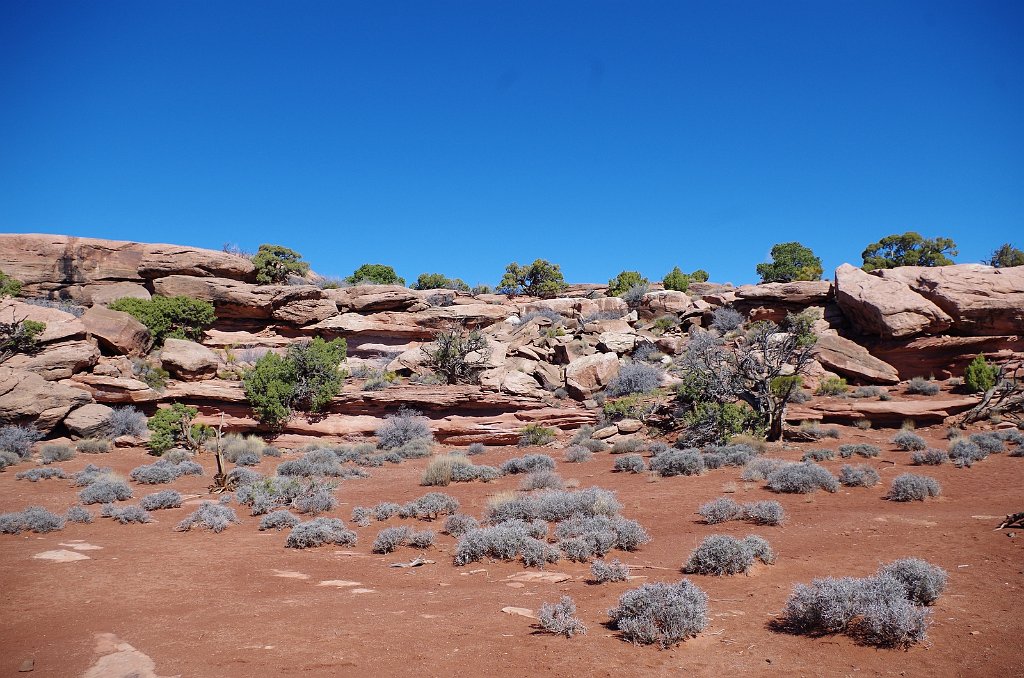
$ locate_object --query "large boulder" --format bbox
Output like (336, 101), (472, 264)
(152, 275), (324, 321)
(812, 333), (900, 385)
(63, 403), (114, 438)
(834, 263), (951, 338)
(876, 264), (1024, 336)
(565, 352), (620, 399)
(79, 282), (151, 306)
(160, 338), (219, 381)
(735, 280), (833, 305)
(323, 285), (422, 312)
(3, 339), (100, 380)
(272, 297), (338, 325)
(80, 305), (153, 355)
(0, 366), (93, 433)
(0, 233), (254, 300)
(640, 291), (693, 317)
(0, 299), (86, 344)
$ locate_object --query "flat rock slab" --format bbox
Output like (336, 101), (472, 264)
(350, 588), (377, 594)
(32, 550), (90, 562)
(318, 580), (361, 588)
(84, 632), (177, 678)
(504, 571), (571, 584)
(58, 542), (102, 551)
(270, 569), (309, 580)
(501, 607), (537, 619)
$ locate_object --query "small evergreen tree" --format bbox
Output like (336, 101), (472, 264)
(0, 269), (22, 298)
(347, 264), (405, 286)
(861, 232), (958, 271)
(988, 243), (1024, 268)
(662, 267), (709, 292)
(413, 273), (470, 291)
(964, 355), (998, 394)
(109, 296), (215, 345)
(243, 337), (347, 428)
(756, 242), (823, 282)
(252, 244), (310, 284)
(147, 403), (212, 455)
(498, 259), (566, 298)
(608, 271), (649, 296)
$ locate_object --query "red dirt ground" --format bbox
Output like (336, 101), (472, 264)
(2, 425), (1022, 677)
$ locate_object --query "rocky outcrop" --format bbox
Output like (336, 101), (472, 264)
(787, 396), (977, 426)
(159, 339), (219, 381)
(0, 366), (93, 432)
(68, 374), (161, 404)
(324, 285), (423, 312)
(0, 234), (254, 299)
(3, 339), (100, 380)
(565, 352), (620, 399)
(834, 263), (952, 338)
(0, 300), (86, 344)
(735, 280), (833, 306)
(812, 333), (900, 385)
(81, 306), (153, 356)
(152, 276), (327, 322)
(63, 403), (114, 437)
(876, 264), (1024, 335)
(862, 335), (1024, 380)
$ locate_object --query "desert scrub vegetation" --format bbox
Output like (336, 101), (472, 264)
(649, 450), (705, 477)
(963, 354), (998, 394)
(537, 596), (587, 638)
(969, 432), (1005, 454)
(662, 266), (709, 292)
(376, 407), (433, 453)
(683, 534), (775, 575)
(259, 510), (300, 531)
(591, 558), (631, 583)
(797, 421), (841, 440)
(613, 455), (646, 474)
(611, 438), (643, 455)
(606, 363), (663, 397)
(251, 244), (310, 284)
(893, 430), (927, 451)
(285, 517), (357, 549)
(851, 385), (886, 399)
(911, 449), (948, 465)
(563, 445), (593, 463)
(109, 295), (215, 345)
(442, 513), (480, 537)
(838, 443), (880, 458)
(175, 502), (239, 532)
(838, 464), (881, 488)
(554, 514), (650, 562)
(905, 377), (940, 395)
(500, 454), (556, 475)
(236, 476), (337, 516)
(76, 438), (111, 454)
(0, 506), (65, 534)
(396, 492), (460, 520)
(710, 307), (744, 333)
(453, 522), (559, 567)
(139, 490), (182, 510)
(697, 498), (785, 526)
(484, 487), (621, 524)
(608, 580), (709, 648)
(79, 477), (133, 505)
(765, 462), (839, 494)
(130, 458), (202, 484)
(40, 443), (75, 464)
(221, 433), (278, 464)
(422, 455), (499, 486)
(888, 473), (941, 501)
(520, 470), (565, 491)
(498, 259), (566, 298)
(244, 337), (347, 428)
(814, 377), (848, 396)
(948, 439), (986, 467)
(65, 506), (93, 524)
(0, 314), (46, 363)
(607, 270), (649, 297)
(412, 272), (470, 291)
(801, 449), (834, 462)
(16, 467), (68, 482)
(775, 558), (947, 647)
(518, 424), (556, 447)
(147, 403), (212, 455)
(372, 526), (413, 554)
(101, 504), (152, 524)
(346, 263), (405, 286)
(0, 424), (43, 461)
(421, 322), (490, 384)
(466, 442), (486, 456)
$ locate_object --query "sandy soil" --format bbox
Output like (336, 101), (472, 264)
(2, 425), (1022, 677)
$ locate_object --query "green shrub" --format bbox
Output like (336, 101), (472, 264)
(988, 243), (1024, 268)
(347, 263), (404, 286)
(756, 242), (823, 282)
(251, 244), (310, 284)
(0, 269), (22, 298)
(608, 271), (649, 296)
(862, 232), (957, 271)
(131, 359), (169, 389)
(964, 355), (998, 393)
(815, 377), (848, 396)
(243, 338), (347, 427)
(109, 296), (215, 345)
(662, 267), (709, 292)
(518, 424), (556, 447)
(0, 317), (45, 362)
(412, 273), (469, 291)
(498, 259), (566, 298)
(147, 403), (212, 455)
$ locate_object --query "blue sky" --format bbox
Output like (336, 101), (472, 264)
(1, 1), (1020, 286)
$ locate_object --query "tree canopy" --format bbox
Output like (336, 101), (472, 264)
(861, 232), (957, 271)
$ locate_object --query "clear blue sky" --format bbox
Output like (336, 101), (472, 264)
(1, 1), (1020, 286)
